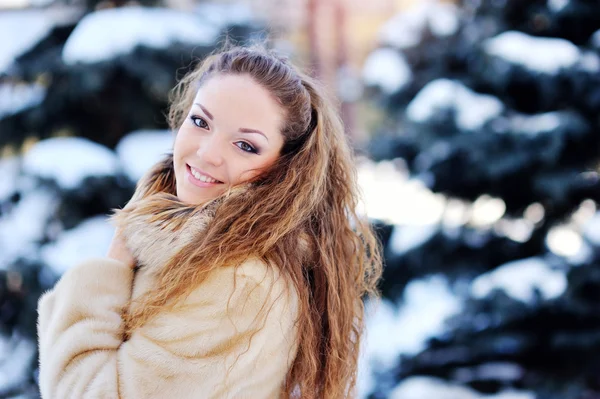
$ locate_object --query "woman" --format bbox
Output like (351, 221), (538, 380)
(37, 45), (382, 398)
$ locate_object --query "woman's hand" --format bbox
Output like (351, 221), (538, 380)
(107, 229), (136, 268)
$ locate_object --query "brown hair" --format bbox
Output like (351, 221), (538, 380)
(124, 44), (382, 398)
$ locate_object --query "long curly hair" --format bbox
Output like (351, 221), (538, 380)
(122, 45), (383, 398)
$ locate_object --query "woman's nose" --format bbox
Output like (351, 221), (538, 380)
(196, 134), (225, 167)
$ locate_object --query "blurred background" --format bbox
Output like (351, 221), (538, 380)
(2, 0), (600, 398)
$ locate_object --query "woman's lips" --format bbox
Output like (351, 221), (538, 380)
(186, 164), (223, 188)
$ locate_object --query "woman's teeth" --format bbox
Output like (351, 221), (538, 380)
(190, 168), (219, 183)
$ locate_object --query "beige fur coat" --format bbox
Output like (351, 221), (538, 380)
(37, 156), (300, 399)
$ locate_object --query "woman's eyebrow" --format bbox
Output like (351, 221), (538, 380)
(195, 103), (213, 120)
(239, 128), (268, 142)
(195, 102), (269, 142)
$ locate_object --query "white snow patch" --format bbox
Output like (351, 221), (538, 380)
(0, 188), (57, 269)
(63, 6), (220, 65)
(380, 2), (460, 49)
(495, 218), (535, 243)
(0, 82), (46, 118)
(116, 130), (173, 182)
(364, 275), (461, 369)
(546, 225), (588, 264)
(583, 211), (600, 246)
(23, 137), (119, 189)
(579, 51), (600, 73)
(194, 2), (255, 29)
(389, 224), (437, 255)
(471, 195), (506, 227)
(547, 0), (570, 12)
(565, 240), (593, 265)
(592, 30), (600, 49)
(390, 377), (479, 399)
(484, 31), (580, 74)
(0, 8), (81, 74)
(0, 11), (53, 74)
(489, 392), (537, 399)
(360, 285), (462, 397)
(389, 376), (535, 399)
(357, 159), (446, 225)
(0, 333), (37, 392)
(0, 157), (20, 201)
(471, 257), (567, 303)
(506, 111), (562, 136)
(362, 48), (412, 94)
(407, 79), (504, 130)
(456, 362), (524, 382)
(41, 216), (115, 276)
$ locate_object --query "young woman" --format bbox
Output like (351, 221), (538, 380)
(37, 45), (382, 398)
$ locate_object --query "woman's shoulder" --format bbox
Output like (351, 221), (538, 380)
(184, 257), (298, 315)
(121, 259), (300, 397)
(137, 257), (300, 366)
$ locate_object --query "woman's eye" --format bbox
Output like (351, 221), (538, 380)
(190, 116), (208, 129)
(236, 141), (258, 154)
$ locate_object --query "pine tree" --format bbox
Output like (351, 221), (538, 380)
(363, 1), (600, 397)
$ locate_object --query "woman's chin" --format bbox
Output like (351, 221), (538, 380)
(176, 185), (222, 206)
(177, 191), (208, 205)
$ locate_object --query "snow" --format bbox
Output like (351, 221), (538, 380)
(471, 257), (567, 303)
(495, 218), (534, 243)
(363, 276), (462, 369)
(459, 362), (524, 382)
(359, 280), (462, 397)
(357, 159), (446, 225)
(406, 79), (504, 130)
(0, 188), (57, 270)
(547, 0), (569, 13)
(592, 30), (600, 49)
(116, 130), (173, 182)
(389, 377), (478, 399)
(566, 240), (593, 265)
(583, 211), (600, 246)
(362, 48), (412, 94)
(579, 51), (600, 73)
(389, 224), (438, 255)
(0, 8), (81, 74)
(442, 198), (470, 228)
(63, 6), (220, 65)
(0, 82), (46, 118)
(489, 392), (537, 399)
(380, 1), (460, 49)
(389, 377), (535, 399)
(0, 11), (53, 74)
(22, 137), (119, 189)
(0, 333), (37, 392)
(484, 31), (580, 74)
(546, 225), (590, 264)
(0, 157), (20, 201)
(471, 195), (506, 226)
(194, 2), (255, 29)
(41, 216), (115, 276)
(505, 112), (562, 136)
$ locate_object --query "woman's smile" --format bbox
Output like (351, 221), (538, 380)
(186, 164), (224, 188)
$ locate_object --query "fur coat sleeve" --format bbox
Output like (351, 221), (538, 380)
(37, 256), (299, 399)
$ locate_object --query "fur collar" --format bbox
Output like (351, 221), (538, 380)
(110, 154), (248, 273)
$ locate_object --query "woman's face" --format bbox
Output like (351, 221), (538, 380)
(173, 73), (286, 205)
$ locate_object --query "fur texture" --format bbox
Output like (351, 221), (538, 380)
(37, 155), (299, 399)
